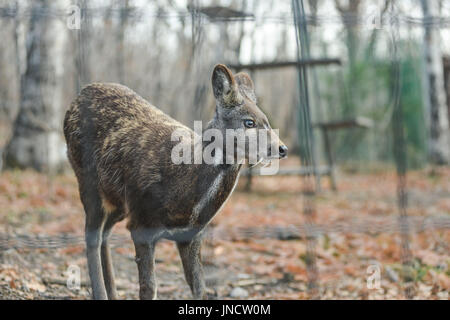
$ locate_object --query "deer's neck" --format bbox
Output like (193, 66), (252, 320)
(189, 113), (242, 227)
(191, 161), (241, 227)
(201, 111), (231, 165)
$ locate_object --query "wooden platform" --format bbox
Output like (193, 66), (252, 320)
(243, 117), (374, 192)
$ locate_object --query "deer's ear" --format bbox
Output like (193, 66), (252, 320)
(212, 64), (238, 102)
(235, 72), (254, 90)
(235, 72), (256, 103)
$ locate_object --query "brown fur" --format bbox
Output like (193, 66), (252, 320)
(63, 64), (287, 300)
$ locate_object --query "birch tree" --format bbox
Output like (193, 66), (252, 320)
(420, 0), (450, 164)
(5, 0), (70, 171)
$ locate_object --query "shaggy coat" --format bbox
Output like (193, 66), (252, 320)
(63, 64), (286, 300)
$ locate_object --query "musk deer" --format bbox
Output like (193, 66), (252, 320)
(63, 64), (287, 300)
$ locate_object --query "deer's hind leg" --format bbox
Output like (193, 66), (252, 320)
(101, 203), (125, 300)
(80, 185), (108, 300)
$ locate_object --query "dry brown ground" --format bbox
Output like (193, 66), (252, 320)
(0, 160), (449, 299)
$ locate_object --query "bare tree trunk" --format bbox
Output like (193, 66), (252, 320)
(421, 0), (450, 164)
(335, 0), (361, 68)
(307, 0), (320, 26)
(234, 0), (247, 61)
(75, 0), (91, 91)
(444, 56), (450, 122)
(13, 0), (25, 93)
(334, 0), (361, 120)
(364, 0), (391, 59)
(5, 0), (69, 172)
(116, 0), (130, 84)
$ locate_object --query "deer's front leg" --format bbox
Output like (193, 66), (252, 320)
(131, 230), (157, 300)
(177, 237), (206, 299)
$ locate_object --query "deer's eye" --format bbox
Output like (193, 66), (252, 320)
(244, 119), (256, 128)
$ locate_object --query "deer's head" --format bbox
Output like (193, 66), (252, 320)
(210, 64), (287, 165)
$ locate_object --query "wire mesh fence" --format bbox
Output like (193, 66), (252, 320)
(0, 0), (449, 300)
(1, 215), (449, 250)
(1, 6), (450, 27)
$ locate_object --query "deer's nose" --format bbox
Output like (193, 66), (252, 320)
(279, 145), (288, 158)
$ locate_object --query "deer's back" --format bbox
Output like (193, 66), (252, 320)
(63, 83), (194, 210)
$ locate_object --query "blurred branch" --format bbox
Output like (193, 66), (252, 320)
(228, 58), (342, 71)
(187, 4), (254, 21)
